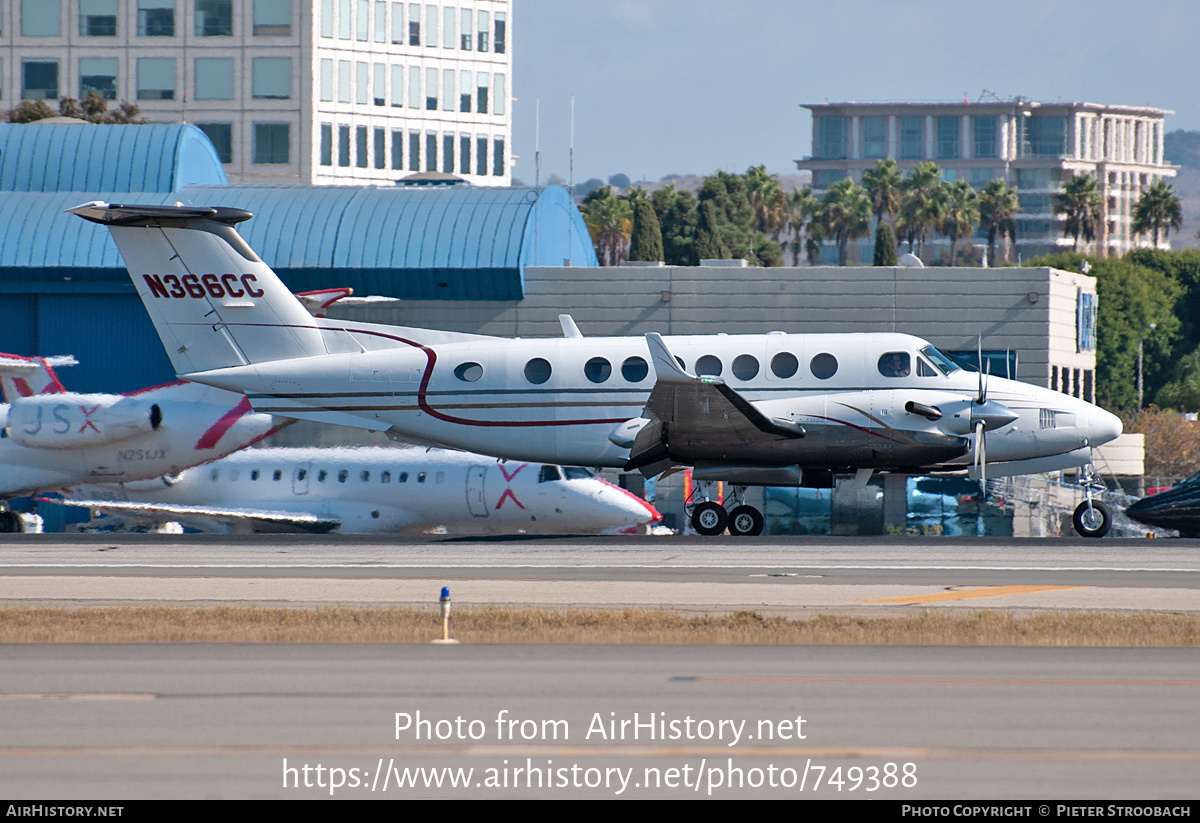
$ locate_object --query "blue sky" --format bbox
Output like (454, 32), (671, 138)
(511, 0), (1199, 185)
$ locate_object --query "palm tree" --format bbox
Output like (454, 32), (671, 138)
(818, 179), (872, 265)
(978, 179), (1020, 266)
(1054, 172), (1102, 252)
(745, 165), (788, 238)
(940, 179), (980, 265)
(787, 186), (820, 265)
(861, 158), (903, 230)
(897, 162), (945, 259)
(1132, 178), (1183, 247)
(580, 186), (633, 266)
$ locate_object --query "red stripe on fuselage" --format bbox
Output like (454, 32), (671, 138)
(194, 395), (253, 450)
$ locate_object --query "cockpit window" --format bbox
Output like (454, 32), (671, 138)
(917, 357), (937, 377)
(878, 352), (910, 377)
(919, 345), (960, 375)
(538, 465), (563, 483)
(563, 466), (593, 480)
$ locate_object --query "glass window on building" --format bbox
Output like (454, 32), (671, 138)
(408, 64), (420, 107)
(973, 115), (996, 159)
(138, 0), (174, 36)
(193, 58), (232, 98)
(321, 0), (333, 36)
(862, 116), (886, 159)
(254, 123), (289, 164)
(319, 59), (333, 102)
(407, 3), (419, 45)
(476, 135), (488, 176)
(408, 129), (420, 171)
(252, 57), (290, 99)
(320, 123), (333, 165)
(195, 0), (232, 36)
(1022, 115), (1066, 157)
(494, 11), (505, 53)
(442, 5), (454, 47)
(899, 116), (922, 160)
(197, 122), (233, 163)
(476, 72), (488, 114)
(812, 169), (845, 187)
(79, 57), (117, 99)
(424, 4), (436, 45)
(477, 10), (488, 51)
(356, 125), (368, 167)
(338, 0), (351, 39)
(425, 131), (437, 171)
(493, 137), (504, 176)
(441, 68), (453, 111)
(1018, 194), (1053, 214)
(356, 61), (368, 104)
(936, 115), (959, 160)
(373, 63), (385, 106)
(338, 60), (351, 102)
(493, 73), (505, 116)
(425, 67), (436, 109)
(21, 0), (59, 36)
(459, 133), (471, 175)
(390, 65), (402, 106)
(459, 70), (471, 112)
(374, 127), (385, 169)
(356, 0), (368, 40)
(374, 0), (385, 42)
(23, 60), (59, 99)
(970, 167), (996, 189)
(459, 8), (471, 49)
(137, 57), (175, 99)
(338, 124), (350, 166)
(391, 129), (403, 169)
(254, 0), (291, 35)
(1016, 168), (1057, 190)
(816, 117), (846, 160)
(391, 1), (402, 42)
(442, 132), (454, 173)
(79, 0), (117, 36)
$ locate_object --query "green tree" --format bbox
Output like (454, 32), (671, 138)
(787, 186), (820, 266)
(651, 183), (698, 266)
(873, 222), (898, 266)
(1131, 178), (1183, 247)
(861, 158), (903, 230)
(940, 179), (980, 265)
(580, 186), (633, 266)
(978, 179), (1020, 266)
(5, 92), (146, 124)
(695, 200), (731, 261)
(1054, 173), (1102, 253)
(817, 178), (872, 266)
(628, 199), (664, 262)
(897, 162), (945, 259)
(745, 164), (788, 238)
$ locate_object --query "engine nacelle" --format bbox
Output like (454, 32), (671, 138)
(5, 393), (162, 449)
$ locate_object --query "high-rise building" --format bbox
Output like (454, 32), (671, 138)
(798, 98), (1174, 262)
(0, 0), (512, 185)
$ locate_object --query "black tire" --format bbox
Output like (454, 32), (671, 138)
(0, 511), (23, 533)
(691, 501), (728, 536)
(727, 505), (764, 536)
(1073, 500), (1112, 538)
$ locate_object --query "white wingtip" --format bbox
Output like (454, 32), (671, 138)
(645, 333), (693, 383)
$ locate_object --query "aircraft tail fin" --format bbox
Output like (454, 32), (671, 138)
(69, 202), (327, 377)
(0, 354), (75, 402)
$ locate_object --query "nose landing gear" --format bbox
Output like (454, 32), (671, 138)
(1072, 465), (1112, 538)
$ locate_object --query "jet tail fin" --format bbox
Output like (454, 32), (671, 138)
(0, 354), (75, 402)
(69, 202), (327, 377)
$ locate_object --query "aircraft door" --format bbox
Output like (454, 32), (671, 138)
(292, 462), (312, 495)
(467, 465), (489, 517)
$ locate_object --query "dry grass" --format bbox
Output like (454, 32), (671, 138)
(1, 606), (1199, 645)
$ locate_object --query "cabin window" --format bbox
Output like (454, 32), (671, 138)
(211, 469), (220, 481)
(878, 352), (911, 378)
(229, 469), (239, 481)
(250, 470), (260, 480)
(318, 470), (327, 482)
(538, 465), (562, 482)
(621, 356), (648, 382)
(524, 358), (552, 384)
(273, 469), (282, 481)
(454, 362), (483, 382)
(418, 472), (426, 483)
(399, 472), (408, 483)
(338, 469), (348, 483)
(732, 354), (759, 381)
(361, 470), (370, 482)
(381, 471), (391, 483)
(584, 357), (611, 384)
(695, 355), (722, 377)
(297, 469), (307, 481)
(810, 353), (838, 380)
(771, 352), (798, 379)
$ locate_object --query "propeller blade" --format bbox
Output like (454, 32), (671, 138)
(974, 420), (987, 497)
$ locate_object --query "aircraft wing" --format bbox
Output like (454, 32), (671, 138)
(625, 333), (805, 475)
(53, 498), (341, 535)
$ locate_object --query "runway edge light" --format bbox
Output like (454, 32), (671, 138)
(431, 586), (460, 645)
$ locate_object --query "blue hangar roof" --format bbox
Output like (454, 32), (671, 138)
(0, 184), (596, 300)
(0, 122), (228, 192)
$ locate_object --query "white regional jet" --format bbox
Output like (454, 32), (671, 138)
(0, 351), (284, 531)
(58, 446), (661, 535)
(72, 202), (1125, 537)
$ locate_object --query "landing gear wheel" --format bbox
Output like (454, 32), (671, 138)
(1073, 500), (1112, 538)
(727, 505), (764, 536)
(691, 501), (728, 536)
(0, 511), (23, 533)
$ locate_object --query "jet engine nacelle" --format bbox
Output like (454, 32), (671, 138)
(5, 393), (162, 449)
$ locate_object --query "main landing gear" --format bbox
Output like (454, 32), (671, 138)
(1072, 465), (1112, 538)
(689, 484), (764, 536)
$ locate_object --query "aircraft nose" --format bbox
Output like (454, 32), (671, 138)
(596, 481), (662, 531)
(1088, 408), (1123, 447)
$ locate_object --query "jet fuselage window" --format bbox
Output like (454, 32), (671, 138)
(361, 470), (370, 482)
(251, 470), (260, 480)
(229, 469), (239, 481)
(695, 355), (722, 377)
(771, 351), (798, 379)
(454, 362), (483, 382)
(810, 353), (838, 380)
(563, 466), (593, 480)
(399, 472), (408, 483)
(584, 357), (612, 384)
(338, 469), (348, 483)
(211, 468), (220, 481)
(538, 465), (562, 482)
(318, 470), (327, 482)
(524, 358), (552, 385)
(297, 469), (307, 481)
(878, 352), (911, 378)
(418, 472), (426, 483)
(732, 354), (759, 381)
(381, 471), (391, 483)
(273, 469), (282, 481)
(621, 356), (648, 382)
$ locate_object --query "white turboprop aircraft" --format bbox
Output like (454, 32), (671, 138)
(58, 446), (661, 535)
(0, 351), (284, 531)
(72, 202), (1125, 537)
